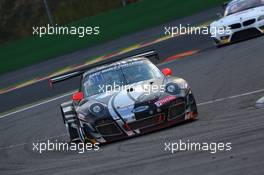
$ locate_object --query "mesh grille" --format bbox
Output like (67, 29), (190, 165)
(127, 114), (165, 130)
(168, 103), (186, 120)
(243, 19), (256, 26)
(96, 123), (122, 136)
(229, 23), (241, 29)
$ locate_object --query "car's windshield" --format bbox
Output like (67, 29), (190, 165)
(224, 0), (264, 16)
(83, 60), (162, 97)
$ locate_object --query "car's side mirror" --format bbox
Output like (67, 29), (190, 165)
(162, 68), (172, 76)
(72, 91), (84, 102)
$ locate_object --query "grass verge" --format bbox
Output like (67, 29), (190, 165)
(0, 0), (225, 75)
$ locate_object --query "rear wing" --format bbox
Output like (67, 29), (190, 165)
(49, 50), (159, 88)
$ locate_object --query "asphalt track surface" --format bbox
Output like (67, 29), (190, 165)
(1, 36), (264, 175)
(1, 9), (264, 175)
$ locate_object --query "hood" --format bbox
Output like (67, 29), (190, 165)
(89, 78), (164, 105)
(78, 78), (165, 119)
(212, 6), (264, 26)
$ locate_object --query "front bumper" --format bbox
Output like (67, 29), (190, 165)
(212, 18), (264, 46)
(81, 91), (198, 144)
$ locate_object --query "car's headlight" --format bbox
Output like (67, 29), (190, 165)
(167, 84), (177, 93)
(90, 103), (106, 116)
(165, 83), (180, 94)
(91, 104), (102, 113)
(258, 15), (264, 21)
(92, 105), (102, 113)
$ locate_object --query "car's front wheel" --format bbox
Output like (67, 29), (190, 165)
(60, 102), (79, 142)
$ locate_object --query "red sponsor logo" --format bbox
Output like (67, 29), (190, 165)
(155, 96), (176, 107)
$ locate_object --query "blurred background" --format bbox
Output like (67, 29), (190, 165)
(0, 0), (139, 44)
(0, 0), (223, 75)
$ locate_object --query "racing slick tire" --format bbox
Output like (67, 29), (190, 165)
(187, 93), (198, 120)
(60, 102), (80, 142)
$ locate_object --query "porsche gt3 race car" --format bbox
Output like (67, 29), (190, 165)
(49, 51), (198, 144)
(210, 0), (264, 46)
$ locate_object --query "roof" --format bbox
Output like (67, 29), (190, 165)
(83, 57), (148, 77)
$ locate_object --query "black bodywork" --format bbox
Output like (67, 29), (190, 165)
(51, 52), (198, 144)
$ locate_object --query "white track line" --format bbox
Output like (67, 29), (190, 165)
(197, 89), (264, 106)
(0, 134), (67, 150)
(0, 91), (75, 119)
(1, 88), (264, 150)
(1, 88), (264, 120)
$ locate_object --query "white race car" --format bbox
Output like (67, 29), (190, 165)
(210, 0), (264, 46)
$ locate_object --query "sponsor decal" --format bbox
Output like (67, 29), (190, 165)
(155, 96), (176, 107)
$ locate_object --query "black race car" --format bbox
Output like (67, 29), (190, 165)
(49, 51), (198, 144)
